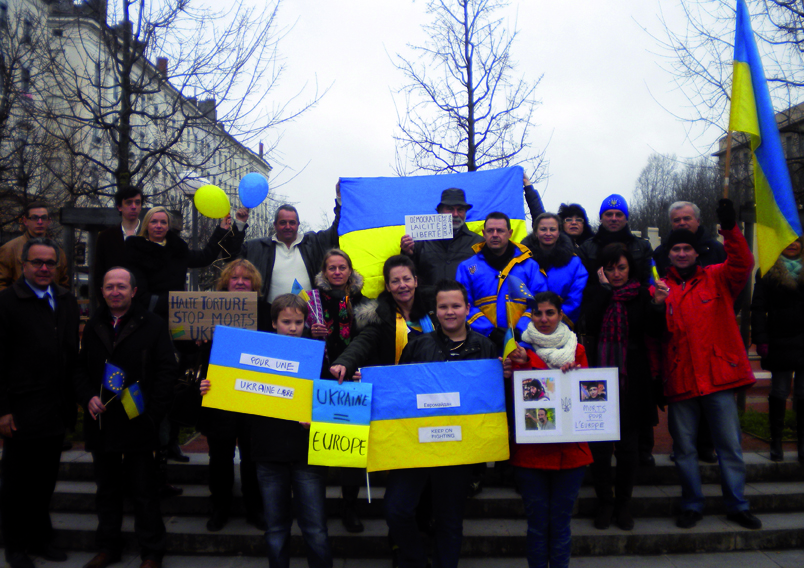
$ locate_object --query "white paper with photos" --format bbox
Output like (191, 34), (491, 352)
(512, 368), (620, 444)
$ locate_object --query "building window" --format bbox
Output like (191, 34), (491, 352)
(53, 28), (63, 37)
(22, 18), (32, 44)
(20, 67), (30, 93)
(0, 3), (8, 30)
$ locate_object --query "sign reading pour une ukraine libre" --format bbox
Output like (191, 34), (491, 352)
(362, 359), (509, 472)
(202, 326), (324, 422)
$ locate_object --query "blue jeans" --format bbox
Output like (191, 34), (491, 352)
(385, 465), (472, 568)
(668, 389), (749, 513)
(515, 466), (586, 568)
(255, 462), (332, 568)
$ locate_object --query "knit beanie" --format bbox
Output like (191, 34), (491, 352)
(599, 194), (629, 219)
(666, 229), (699, 252)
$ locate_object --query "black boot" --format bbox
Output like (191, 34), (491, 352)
(157, 447), (183, 499)
(341, 485), (364, 533)
(769, 397), (786, 462)
(796, 399), (804, 463)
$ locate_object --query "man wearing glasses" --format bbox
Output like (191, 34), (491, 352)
(0, 237), (80, 568)
(0, 202), (70, 291)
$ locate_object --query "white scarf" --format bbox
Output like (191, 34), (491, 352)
(521, 321), (578, 368)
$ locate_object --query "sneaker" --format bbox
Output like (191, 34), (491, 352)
(676, 509), (703, 529)
(726, 511), (762, 530)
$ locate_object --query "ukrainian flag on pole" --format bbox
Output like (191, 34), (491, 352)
(730, 0), (802, 275)
(339, 167), (528, 298)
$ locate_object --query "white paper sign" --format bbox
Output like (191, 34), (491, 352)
(512, 368), (619, 444)
(405, 214), (453, 241)
(418, 426), (463, 443)
(234, 379), (295, 400)
(239, 353), (299, 374)
(417, 392), (461, 410)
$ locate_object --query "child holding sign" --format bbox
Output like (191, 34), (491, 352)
(200, 294), (332, 568)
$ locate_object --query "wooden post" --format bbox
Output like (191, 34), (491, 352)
(723, 130), (734, 199)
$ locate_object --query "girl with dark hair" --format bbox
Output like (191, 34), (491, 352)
(579, 242), (663, 531)
(504, 291), (591, 568)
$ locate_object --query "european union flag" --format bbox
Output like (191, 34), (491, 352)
(103, 362), (125, 394)
(121, 383), (145, 419)
(506, 274), (534, 326)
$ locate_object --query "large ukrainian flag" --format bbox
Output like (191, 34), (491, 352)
(339, 166), (528, 297)
(730, 0), (803, 275)
(362, 359), (509, 472)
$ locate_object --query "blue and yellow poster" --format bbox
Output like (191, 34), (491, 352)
(203, 326), (324, 422)
(339, 167), (527, 297)
(362, 359), (509, 472)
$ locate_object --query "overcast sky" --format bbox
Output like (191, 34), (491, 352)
(256, 0), (709, 229)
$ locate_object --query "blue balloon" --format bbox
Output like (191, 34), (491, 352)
(238, 173), (269, 208)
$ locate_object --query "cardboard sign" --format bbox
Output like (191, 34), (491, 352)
(308, 380), (373, 467)
(404, 214), (453, 241)
(308, 422), (370, 467)
(311, 380), (372, 425)
(512, 368), (620, 444)
(362, 359), (509, 472)
(202, 326), (324, 422)
(168, 292), (258, 340)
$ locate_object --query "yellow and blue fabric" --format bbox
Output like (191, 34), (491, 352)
(362, 359), (509, 472)
(395, 313), (435, 364)
(292, 279), (310, 302)
(120, 383), (144, 420)
(102, 362), (125, 395)
(203, 326), (325, 423)
(338, 166), (529, 298)
(456, 242), (547, 340)
(730, 0), (803, 275)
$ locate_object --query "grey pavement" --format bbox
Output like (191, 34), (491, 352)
(5, 549), (804, 568)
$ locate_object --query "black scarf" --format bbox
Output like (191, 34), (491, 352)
(482, 242), (515, 272)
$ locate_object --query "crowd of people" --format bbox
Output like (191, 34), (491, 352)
(1, 177), (800, 568)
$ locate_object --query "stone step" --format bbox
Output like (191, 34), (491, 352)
(51, 480), (804, 520)
(43, 511), (804, 557)
(56, 451), (804, 486)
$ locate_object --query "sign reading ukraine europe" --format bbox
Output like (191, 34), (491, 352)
(202, 326), (324, 422)
(339, 166), (528, 298)
(362, 359), (509, 472)
(308, 380), (373, 468)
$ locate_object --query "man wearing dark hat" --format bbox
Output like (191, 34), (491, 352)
(652, 199), (761, 531)
(577, 194), (654, 285)
(653, 201), (727, 276)
(400, 188), (485, 295)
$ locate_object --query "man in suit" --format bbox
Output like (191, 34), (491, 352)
(0, 237), (80, 568)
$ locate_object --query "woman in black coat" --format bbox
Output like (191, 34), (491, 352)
(125, 206), (245, 320)
(751, 237), (804, 462)
(196, 259), (268, 532)
(580, 243), (662, 532)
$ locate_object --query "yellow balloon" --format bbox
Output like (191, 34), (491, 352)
(194, 185), (230, 219)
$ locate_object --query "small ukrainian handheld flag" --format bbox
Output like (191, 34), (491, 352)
(103, 363), (125, 394)
(502, 327), (518, 361)
(291, 279), (310, 303)
(120, 383), (145, 420)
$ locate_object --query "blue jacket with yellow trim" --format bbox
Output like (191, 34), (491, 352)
(455, 241), (547, 338)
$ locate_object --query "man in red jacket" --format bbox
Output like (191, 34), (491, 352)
(654, 199), (761, 531)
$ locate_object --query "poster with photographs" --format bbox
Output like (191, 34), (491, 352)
(513, 368), (620, 444)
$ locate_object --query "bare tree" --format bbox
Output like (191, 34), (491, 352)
(651, 0), (804, 147)
(392, 0), (545, 176)
(629, 153), (679, 237)
(33, 0), (324, 205)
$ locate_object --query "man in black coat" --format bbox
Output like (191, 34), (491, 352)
(75, 268), (178, 568)
(653, 201), (727, 276)
(0, 237), (79, 568)
(578, 194), (654, 286)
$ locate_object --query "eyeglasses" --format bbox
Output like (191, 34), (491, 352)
(563, 217), (583, 224)
(27, 215), (49, 222)
(26, 259), (57, 269)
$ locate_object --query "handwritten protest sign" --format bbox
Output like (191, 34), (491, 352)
(513, 368), (619, 444)
(203, 326), (324, 422)
(169, 292), (257, 341)
(362, 359), (509, 472)
(404, 214), (453, 241)
(308, 380), (372, 467)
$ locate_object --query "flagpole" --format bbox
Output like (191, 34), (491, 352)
(722, 129), (734, 199)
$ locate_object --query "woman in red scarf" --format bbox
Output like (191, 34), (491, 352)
(580, 243), (664, 531)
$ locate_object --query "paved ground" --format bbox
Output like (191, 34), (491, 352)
(6, 549), (804, 568)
